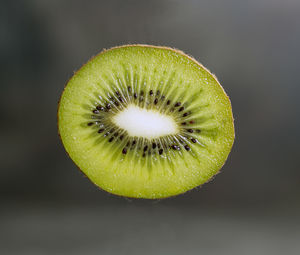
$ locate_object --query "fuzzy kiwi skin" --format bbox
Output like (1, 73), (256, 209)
(58, 44), (235, 199)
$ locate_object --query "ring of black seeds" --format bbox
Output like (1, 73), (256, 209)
(85, 88), (204, 157)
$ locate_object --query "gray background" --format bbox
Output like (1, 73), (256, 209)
(1, 0), (300, 254)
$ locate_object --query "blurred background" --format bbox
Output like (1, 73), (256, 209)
(1, 0), (299, 254)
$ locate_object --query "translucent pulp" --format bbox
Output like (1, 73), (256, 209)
(113, 104), (178, 139)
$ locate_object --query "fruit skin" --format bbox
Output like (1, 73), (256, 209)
(58, 44), (235, 199)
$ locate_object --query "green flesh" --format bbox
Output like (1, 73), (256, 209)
(58, 45), (234, 199)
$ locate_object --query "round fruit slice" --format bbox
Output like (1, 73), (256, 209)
(58, 45), (234, 199)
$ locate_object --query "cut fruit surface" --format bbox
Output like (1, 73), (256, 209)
(58, 45), (235, 199)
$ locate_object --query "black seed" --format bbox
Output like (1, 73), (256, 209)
(159, 149), (163, 155)
(152, 143), (157, 149)
(128, 86), (131, 92)
(175, 102), (181, 107)
(184, 145), (191, 151)
(134, 93), (138, 99)
(126, 141), (130, 146)
(115, 101), (120, 106)
(171, 145), (180, 150)
(181, 122), (187, 125)
(110, 128), (115, 133)
(98, 129), (104, 133)
(96, 105), (105, 111)
(122, 148), (127, 154)
(191, 138), (197, 143)
(189, 120), (195, 124)
(93, 109), (100, 114)
(118, 97), (123, 102)
(154, 98), (158, 105)
(115, 91), (120, 96)
(183, 113), (189, 117)
(149, 90), (153, 96)
(132, 140), (136, 146)
(187, 129), (194, 133)
(156, 90), (160, 96)
(87, 122), (94, 126)
(106, 103), (111, 110)
(179, 106), (184, 112)
(109, 137), (114, 142)
(140, 91), (144, 96)
(158, 144), (161, 149)
(144, 145), (148, 151)
(120, 135), (124, 140)
(161, 95), (165, 100)
(167, 100), (171, 105)
(114, 132), (119, 137)
(142, 153), (146, 157)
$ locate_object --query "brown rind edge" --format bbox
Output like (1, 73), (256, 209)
(57, 44), (235, 200)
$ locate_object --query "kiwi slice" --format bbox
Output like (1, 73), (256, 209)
(58, 45), (234, 199)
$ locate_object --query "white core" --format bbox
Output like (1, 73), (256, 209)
(112, 104), (178, 139)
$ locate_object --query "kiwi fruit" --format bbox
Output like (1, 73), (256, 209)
(58, 45), (234, 199)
